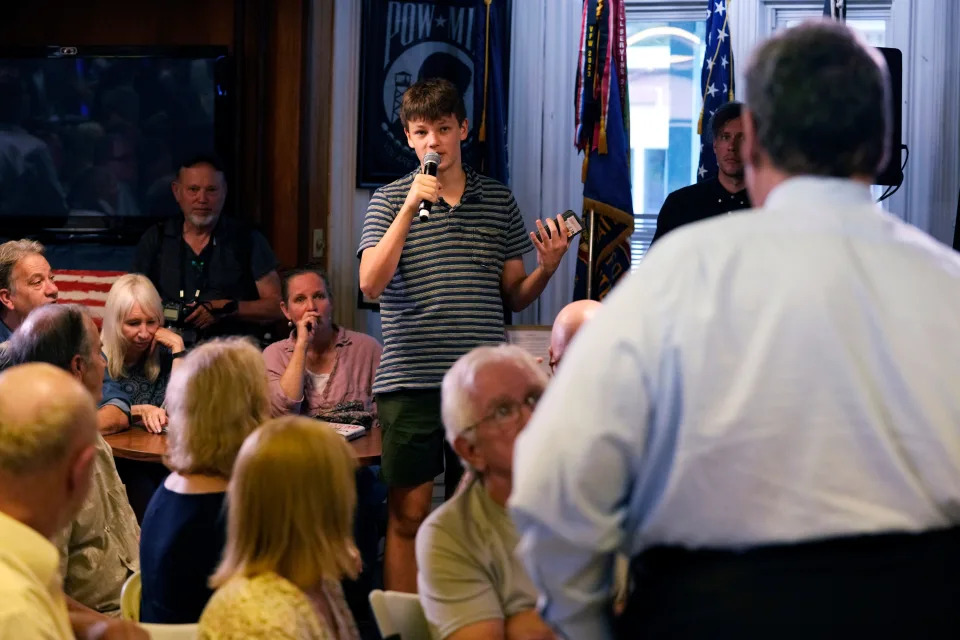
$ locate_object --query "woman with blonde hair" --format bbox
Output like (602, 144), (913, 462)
(139, 337), (270, 624)
(199, 415), (361, 640)
(102, 273), (185, 432)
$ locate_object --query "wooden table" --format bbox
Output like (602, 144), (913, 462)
(105, 425), (383, 466)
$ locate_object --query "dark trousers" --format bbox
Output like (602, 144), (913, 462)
(618, 527), (960, 639)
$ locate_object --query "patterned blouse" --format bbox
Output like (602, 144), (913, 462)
(198, 572), (359, 640)
(115, 345), (173, 407)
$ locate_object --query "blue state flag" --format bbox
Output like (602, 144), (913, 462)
(574, 64), (633, 301)
(474, 0), (510, 184)
(697, 0), (735, 181)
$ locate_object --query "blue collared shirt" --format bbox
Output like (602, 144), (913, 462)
(509, 177), (960, 639)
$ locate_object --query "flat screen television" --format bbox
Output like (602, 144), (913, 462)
(0, 45), (232, 240)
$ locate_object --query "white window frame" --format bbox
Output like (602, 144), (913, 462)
(731, 0), (913, 215)
(625, 1), (708, 265)
(759, 0), (891, 34)
(762, 1), (896, 206)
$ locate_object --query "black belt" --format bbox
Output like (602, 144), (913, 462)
(617, 526), (960, 639)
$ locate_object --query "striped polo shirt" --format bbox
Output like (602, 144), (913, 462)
(358, 165), (531, 394)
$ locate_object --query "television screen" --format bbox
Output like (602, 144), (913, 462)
(0, 46), (230, 238)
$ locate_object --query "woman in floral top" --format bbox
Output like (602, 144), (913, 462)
(199, 415), (361, 640)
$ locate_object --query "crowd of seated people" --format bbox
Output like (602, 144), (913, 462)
(4, 20), (960, 640)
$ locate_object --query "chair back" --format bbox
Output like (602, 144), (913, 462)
(368, 589), (431, 640)
(120, 571), (142, 621)
(140, 623), (200, 639)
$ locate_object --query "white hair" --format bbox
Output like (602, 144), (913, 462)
(440, 344), (548, 445)
(102, 273), (164, 382)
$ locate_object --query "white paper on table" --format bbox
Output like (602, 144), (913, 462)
(505, 325), (552, 378)
(323, 422), (367, 441)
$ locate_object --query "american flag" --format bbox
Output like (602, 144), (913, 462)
(697, 0), (735, 182)
(54, 270), (125, 328)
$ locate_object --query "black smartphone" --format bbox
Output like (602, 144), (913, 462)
(535, 210), (584, 243)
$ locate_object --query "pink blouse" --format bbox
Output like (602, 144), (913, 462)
(263, 326), (381, 423)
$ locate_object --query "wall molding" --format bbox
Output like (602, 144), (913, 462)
(328, 0), (366, 333)
(509, 0), (586, 324)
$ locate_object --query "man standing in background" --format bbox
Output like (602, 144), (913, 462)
(650, 102), (750, 245)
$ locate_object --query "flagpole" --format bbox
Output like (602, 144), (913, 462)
(586, 208), (596, 300)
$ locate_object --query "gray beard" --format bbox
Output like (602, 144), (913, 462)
(186, 213), (219, 229)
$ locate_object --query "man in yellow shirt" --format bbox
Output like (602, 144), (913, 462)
(0, 363), (95, 637)
(0, 363), (147, 639)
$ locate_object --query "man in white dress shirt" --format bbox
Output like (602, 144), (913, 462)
(510, 20), (960, 640)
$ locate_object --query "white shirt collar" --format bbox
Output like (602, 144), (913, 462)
(765, 176), (874, 211)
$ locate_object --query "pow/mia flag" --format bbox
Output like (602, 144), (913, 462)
(357, 0), (511, 188)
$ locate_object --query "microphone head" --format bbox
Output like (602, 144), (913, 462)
(422, 152), (441, 172)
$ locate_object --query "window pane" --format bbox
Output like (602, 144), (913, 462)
(783, 17), (886, 46)
(627, 19), (707, 267)
(846, 19), (887, 46)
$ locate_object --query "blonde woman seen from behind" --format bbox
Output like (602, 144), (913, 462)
(139, 338), (269, 624)
(199, 416), (361, 640)
(102, 273), (186, 433)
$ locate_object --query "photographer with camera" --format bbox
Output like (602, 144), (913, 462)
(102, 274), (185, 433)
(133, 154), (284, 346)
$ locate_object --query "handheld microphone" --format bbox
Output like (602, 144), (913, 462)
(418, 152), (441, 222)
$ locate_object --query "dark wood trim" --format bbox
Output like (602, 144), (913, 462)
(305, 0), (336, 271)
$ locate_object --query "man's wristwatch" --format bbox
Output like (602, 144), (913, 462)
(171, 350), (188, 360)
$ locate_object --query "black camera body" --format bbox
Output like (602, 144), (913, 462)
(162, 301), (200, 346)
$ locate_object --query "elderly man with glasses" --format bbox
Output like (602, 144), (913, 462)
(415, 344), (555, 640)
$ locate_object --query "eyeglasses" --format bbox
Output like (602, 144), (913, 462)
(461, 393), (541, 435)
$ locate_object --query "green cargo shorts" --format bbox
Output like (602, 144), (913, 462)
(376, 389), (461, 489)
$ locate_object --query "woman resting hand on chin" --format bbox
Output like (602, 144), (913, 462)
(102, 274), (186, 433)
(263, 268), (381, 424)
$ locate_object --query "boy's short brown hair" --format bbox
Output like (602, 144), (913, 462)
(400, 78), (467, 129)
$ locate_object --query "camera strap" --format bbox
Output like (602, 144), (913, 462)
(178, 235), (212, 302)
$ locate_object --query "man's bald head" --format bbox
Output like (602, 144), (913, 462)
(549, 300), (602, 373)
(0, 363), (97, 474)
(0, 363), (98, 537)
